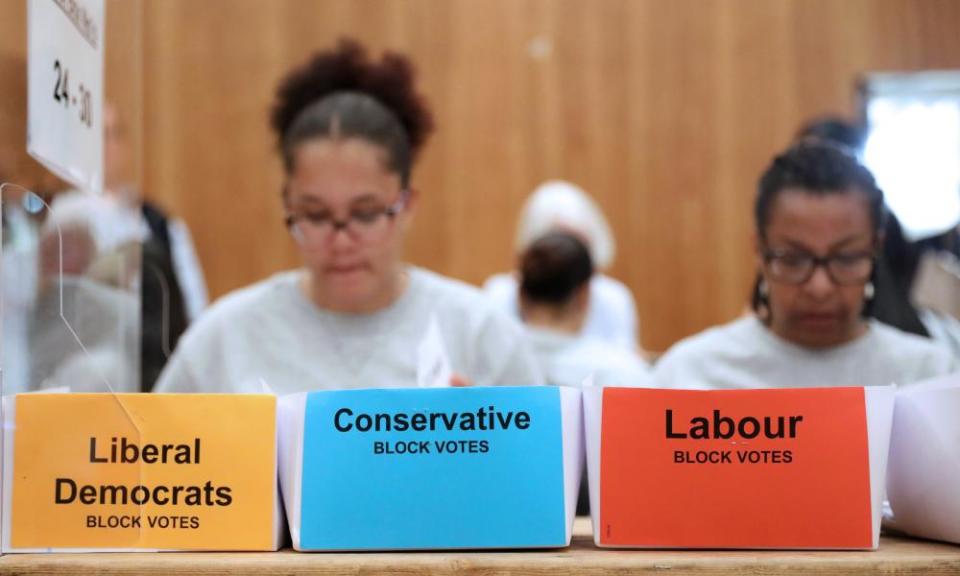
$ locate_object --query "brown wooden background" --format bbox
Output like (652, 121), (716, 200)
(4, 0), (960, 351)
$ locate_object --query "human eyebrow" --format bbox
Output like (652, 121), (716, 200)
(349, 194), (385, 208)
(288, 201), (330, 215)
(770, 233), (873, 255)
(827, 234), (874, 252)
(290, 194), (326, 207)
(769, 239), (816, 254)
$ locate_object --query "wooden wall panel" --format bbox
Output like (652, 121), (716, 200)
(103, 0), (144, 190)
(0, 0), (54, 191)
(138, 0), (960, 352)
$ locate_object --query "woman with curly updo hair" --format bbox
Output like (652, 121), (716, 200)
(156, 40), (543, 393)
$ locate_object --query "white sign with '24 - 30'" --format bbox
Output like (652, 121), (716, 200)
(28, 0), (104, 193)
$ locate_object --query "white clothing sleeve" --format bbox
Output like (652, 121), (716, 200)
(167, 218), (209, 322)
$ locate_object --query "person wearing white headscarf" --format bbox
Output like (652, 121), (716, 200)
(483, 180), (640, 350)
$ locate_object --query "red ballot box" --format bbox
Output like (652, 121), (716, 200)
(583, 386), (894, 550)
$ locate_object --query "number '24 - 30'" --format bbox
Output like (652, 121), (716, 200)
(53, 59), (93, 128)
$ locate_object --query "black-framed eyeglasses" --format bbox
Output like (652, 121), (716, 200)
(284, 190), (409, 245)
(762, 248), (875, 286)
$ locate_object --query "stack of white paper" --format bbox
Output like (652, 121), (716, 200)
(886, 374), (960, 544)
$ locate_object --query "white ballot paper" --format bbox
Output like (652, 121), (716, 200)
(886, 373), (960, 544)
(417, 315), (453, 388)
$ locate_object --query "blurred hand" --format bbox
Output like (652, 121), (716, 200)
(449, 374), (472, 387)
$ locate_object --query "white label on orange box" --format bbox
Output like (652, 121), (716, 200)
(2, 393), (281, 552)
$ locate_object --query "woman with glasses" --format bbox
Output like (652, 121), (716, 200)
(654, 142), (956, 390)
(155, 40), (543, 394)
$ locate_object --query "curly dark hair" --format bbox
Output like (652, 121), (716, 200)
(270, 39), (434, 186)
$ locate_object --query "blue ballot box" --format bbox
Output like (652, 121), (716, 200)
(278, 386), (582, 551)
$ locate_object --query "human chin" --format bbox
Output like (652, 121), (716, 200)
(321, 260), (375, 293)
(784, 311), (854, 348)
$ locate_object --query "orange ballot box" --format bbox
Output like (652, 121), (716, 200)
(1, 393), (282, 552)
(583, 386), (895, 550)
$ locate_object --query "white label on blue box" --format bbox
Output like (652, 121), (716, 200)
(299, 387), (567, 549)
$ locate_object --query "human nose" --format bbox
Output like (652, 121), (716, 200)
(802, 262), (835, 298)
(329, 220), (357, 249)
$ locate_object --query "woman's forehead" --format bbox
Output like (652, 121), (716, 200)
(765, 188), (875, 247)
(287, 139), (401, 206)
(292, 138), (396, 180)
(288, 190), (383, 207)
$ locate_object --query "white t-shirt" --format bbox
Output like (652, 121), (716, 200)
(155, 267), (544, 394)
(654, 316), (959, 390)
(483, 273), (639, 350)
(918, 308), (960, 361)
(524, 327), (652, 388)
(30, 277), (140, 392)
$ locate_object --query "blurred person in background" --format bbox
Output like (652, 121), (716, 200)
(519, 231), (650, 389)
(517, 231), (649, 517)
(29, 219), (139, 392)
(484, 180), (640, 351)
(45, 103), (208, 390)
